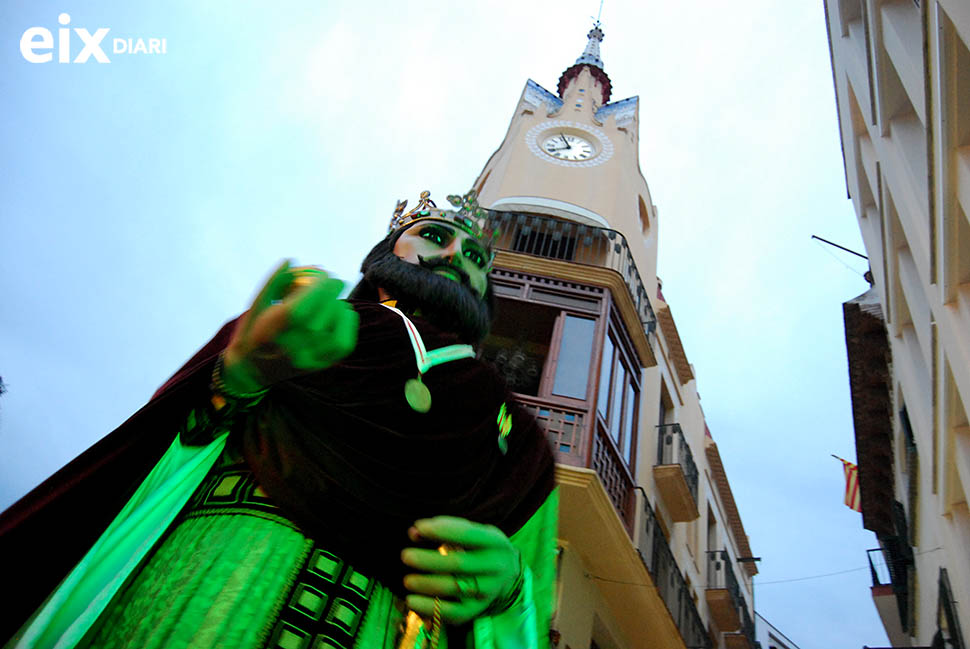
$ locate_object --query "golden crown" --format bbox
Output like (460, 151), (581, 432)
(389, 190), (499, 246)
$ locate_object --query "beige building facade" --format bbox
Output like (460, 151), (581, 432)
(474, 26), (758, 649)
(824, 1), (970, 647)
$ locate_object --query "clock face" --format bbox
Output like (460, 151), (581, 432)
(541, 132), (596, 161)
(525, 121), (613, 168)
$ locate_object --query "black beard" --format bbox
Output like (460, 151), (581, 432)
(349, 235), (494, 345)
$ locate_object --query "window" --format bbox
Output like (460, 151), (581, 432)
(552, 315), (596, 399)
(596, 320), (641, 469)
(480, 275), (604, 406)
(482, 270), (642, 474)
(900, 405), (919, 544)
(597, 335), (614, 419)
(706, 503), (717, 551)
(481, 300), (558, 395)
(687, 516), (700, 567)
(938, 568), (966, 649)
(609, 359), (626, 443)
(622, 381), (636, 463)
(638, 196), (651, 234)
(659, 379), (675, 425)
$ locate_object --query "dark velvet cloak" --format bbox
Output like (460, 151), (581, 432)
(0, 300), (555, 642)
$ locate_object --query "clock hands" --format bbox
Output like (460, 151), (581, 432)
(545, 135), (572, 153)
(536, 127), (603, 162)
(543, 133), (594, 159)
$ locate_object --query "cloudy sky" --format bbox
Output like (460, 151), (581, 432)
(1, 1), (885, 647)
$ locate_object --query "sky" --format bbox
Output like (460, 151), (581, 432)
(0, 1), (885, 648)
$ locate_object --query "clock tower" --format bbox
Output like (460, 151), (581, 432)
(474, 24), (659, 299)
(471, 23), (759, 649)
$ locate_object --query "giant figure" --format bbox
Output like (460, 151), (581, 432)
(0, 191), (557, 649)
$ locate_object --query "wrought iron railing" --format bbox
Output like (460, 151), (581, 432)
(489, 211), (656, 336)
(877, 501), (915, 632)
(638, 497), (711, 649)
(868, 533), (913, 634)
(706, 550), (744, 614)
(656, 423), (699, 505)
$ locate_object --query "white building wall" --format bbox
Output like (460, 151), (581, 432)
(825, 0), (970, 645)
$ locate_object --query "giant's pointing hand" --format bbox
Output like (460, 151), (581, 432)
(222, 260), (359, 394)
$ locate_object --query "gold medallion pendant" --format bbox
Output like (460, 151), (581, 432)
(405, 377), (432, 413)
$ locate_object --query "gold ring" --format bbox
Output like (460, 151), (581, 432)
(454, 575), (480, 599)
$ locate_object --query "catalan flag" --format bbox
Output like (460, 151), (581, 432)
(834, 456), (861, 512)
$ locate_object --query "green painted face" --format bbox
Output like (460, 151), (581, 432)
(393, 220), (491, 298)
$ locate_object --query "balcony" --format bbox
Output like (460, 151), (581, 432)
(653, 424), (700, 522)
(705, 550), (743, 632)
(489, 210), (657, 344)
(868, 500), (916, 639)
(867, 546), (910, 646)
(555, 464), (690, 649)
(724, 605), (756, 649)
(515, 395), (634, 533)
(638, 496), (711, 649)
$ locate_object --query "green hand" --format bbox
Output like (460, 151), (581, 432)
(223, 260), (359, 393)
(401, 517), (522, 625)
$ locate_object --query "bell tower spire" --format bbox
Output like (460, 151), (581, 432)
(557, 23), (612, 104)
(574, 23), (605, 70)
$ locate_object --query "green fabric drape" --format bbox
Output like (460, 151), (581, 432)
(7, 433), (228, 649)
(8, 432), (557, 649)
(79, 513), (312, 649)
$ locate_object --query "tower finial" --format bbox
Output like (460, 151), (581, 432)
(574, 21), (605, 70)
(556, 10), (612, 103)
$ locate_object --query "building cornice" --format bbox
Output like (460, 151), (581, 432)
(656, 305), (694, 385)
(705, 437), (758, 577)
(843, 289), (895, 536)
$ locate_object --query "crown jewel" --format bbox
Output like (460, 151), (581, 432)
(389, 189), (499, 246)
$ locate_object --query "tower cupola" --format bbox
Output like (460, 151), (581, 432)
(557, 24), (612, 104)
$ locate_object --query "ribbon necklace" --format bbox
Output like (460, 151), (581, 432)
(380, 303), (475, 413)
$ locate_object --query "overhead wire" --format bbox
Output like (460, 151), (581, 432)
(581, 546), (943, 588)
(758, 546), (942, 586)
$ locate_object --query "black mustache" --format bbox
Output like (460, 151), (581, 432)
(352, 234), (494, 344)
(417, 256), (471, 286)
